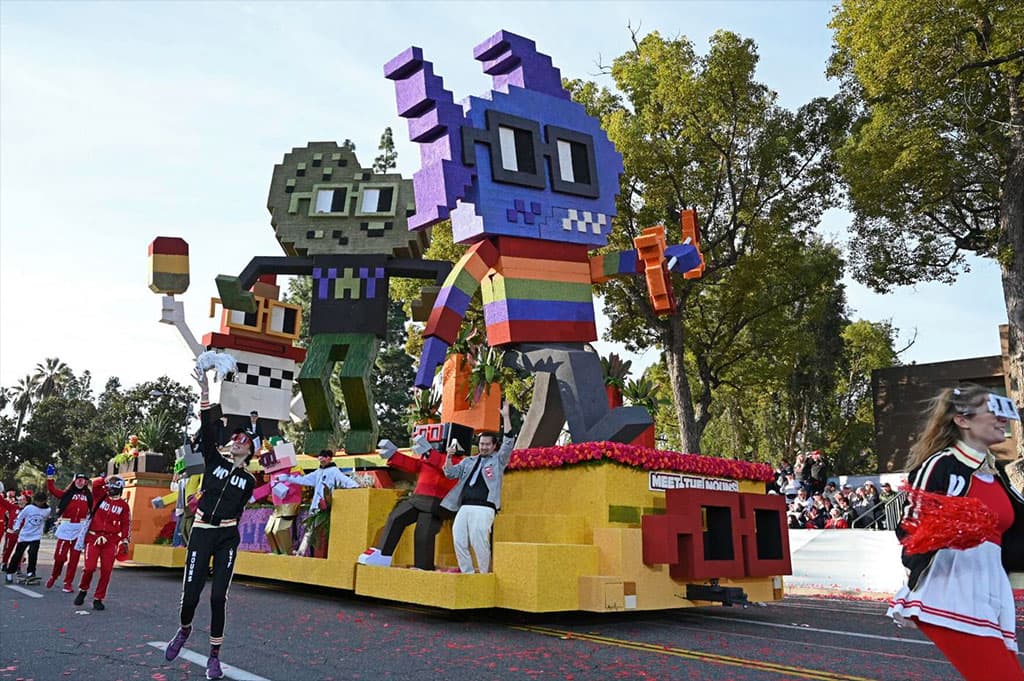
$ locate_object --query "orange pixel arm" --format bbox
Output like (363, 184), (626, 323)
(679, 210), (705, 280)
(634, 225), (677, 315)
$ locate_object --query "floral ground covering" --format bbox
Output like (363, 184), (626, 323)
(507, 441), (774, 483)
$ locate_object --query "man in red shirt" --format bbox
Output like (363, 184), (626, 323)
(73, 476), (130, 610)
(358, 431), (465, 571)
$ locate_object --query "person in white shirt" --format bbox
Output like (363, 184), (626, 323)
(277, 450), (359, 513)
(3, 492), (50, 583)
(781, 474), (802, 503)
(277, 450), (360, 557)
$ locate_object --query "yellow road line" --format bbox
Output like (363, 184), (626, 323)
(513, 625), (878, 681)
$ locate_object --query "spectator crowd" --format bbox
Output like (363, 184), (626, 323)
(768, 451), (900, 530)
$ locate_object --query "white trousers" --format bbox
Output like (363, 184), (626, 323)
(452, 505), (495, 574)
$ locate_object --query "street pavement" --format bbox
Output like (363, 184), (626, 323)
(0, 539), (1008, 681)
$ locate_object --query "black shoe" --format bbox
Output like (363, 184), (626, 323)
(93, 599), (105, 611)
(73, 590), (86, 606)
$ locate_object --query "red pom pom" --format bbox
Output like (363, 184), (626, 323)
(899, 486), (1001, 554)
(157, 520), (176, 541)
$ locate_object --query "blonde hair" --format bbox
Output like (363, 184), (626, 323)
(905, 383), (990, 470)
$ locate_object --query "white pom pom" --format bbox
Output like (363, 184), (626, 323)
(196, 350), (237, 381)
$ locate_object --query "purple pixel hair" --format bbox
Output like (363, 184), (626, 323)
(385, 47), (472, 230)
(472, 31), (568, 100)
(386, 30), (622, 247)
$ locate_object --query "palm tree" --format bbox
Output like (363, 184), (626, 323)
(10, 374), (39, 441)
(0, 386), (10, 412)
(33, 357), (72, 400)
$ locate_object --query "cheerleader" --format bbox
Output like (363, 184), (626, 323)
(45, 468), (93, 592)
(888, 384), (1023, 680)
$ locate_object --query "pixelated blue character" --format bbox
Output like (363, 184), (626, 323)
(385, 31), (703, 447)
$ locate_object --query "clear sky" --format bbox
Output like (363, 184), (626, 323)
(0, 1), (1008, 395)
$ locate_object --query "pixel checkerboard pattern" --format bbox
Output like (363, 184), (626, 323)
(233, 361), (295, 391)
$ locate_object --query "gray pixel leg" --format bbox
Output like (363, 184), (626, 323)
(508, 343), (653, 447)
(515, 371), (566, 449)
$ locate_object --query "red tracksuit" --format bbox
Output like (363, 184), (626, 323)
(47, 479), (92, 589)
(78, 497), (130, 601)
(388, 449), (459, 498)
(377, 450), (462, 570)
(0, 497), (20, 570)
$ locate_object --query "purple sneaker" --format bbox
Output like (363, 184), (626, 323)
(165, 626), (191, 661)
(205, 655), (224, 679)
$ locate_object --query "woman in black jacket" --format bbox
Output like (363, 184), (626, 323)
(163, 366), (256, 681)
(887, 384), (1022, 680)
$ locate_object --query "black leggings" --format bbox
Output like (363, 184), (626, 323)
(179, 525), (239, 645)
(378, 494), (450, 571)
(5, 540), (40, 575)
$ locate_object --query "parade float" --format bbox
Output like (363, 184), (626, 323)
(132, 443), (788, 612)
(128, 29), (792, 613)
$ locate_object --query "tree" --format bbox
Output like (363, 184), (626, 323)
(770, 253), (849, 458)
(0, 416), (19, 485)
(33, 357), (72, 400)
(21, 395), (97, 470)
(14, 461), (44, 496)
(63, 370), (94, 403)
(829, 0), (1024, 454)
(124, 377), (196, 455)
(696, 312), (901, 471)
(9, 374), (38, 441)
(71, 375), (195, 474)
(1, 366), (100, 477)
(692, 240), (848, 462)
(826, 319), (902, 473)
(641, 358), (682, 451)
(570, 29), (849, 453)
(373, 127), (398, 173)
(375, 301), (416, 443)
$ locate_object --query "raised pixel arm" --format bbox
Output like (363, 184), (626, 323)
(588, 212), (705, 315)
(473, 30), (568, 100)
(415, 240), (499, 388)
(385, 47), (473, 231)
(215, 256), (314, 312)
(387, 258), (455, 322)
(385, 258), (452, 284)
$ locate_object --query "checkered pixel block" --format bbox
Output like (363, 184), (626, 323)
(209, 348), (299, 422)
(561, 209), (608, 235)
(233, 362), (295, 391)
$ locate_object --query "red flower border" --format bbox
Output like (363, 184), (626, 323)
(508, 441), (773, 482)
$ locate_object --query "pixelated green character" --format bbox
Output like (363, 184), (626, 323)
(216, 142), (450, 453)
